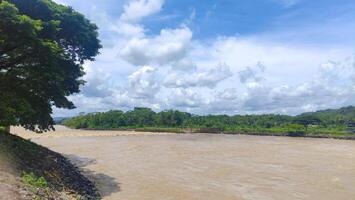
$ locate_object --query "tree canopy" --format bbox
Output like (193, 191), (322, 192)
(0, 0), (101, 131)
(63, 106), (355, 135)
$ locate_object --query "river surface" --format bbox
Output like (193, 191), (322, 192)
(12, 126), (355, 200)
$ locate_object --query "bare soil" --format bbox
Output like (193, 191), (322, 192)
(0, 156), (33, 200)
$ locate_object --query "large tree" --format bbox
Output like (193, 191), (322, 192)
(0, 0), (101, 132)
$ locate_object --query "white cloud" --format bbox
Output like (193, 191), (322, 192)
(238, 62), (265, 84)
(111, 21), (145, 38)
(204, 88), (242, 114)
(80, 63), (113, 98)
(58, 33), (354, 116)
(235, 58), (354, 114)
(202, 36), (351, 86)
(127, 66), (160, 99)
(166, 88), (205, 109)
(164, 63), (233, 88)
(194, 56), (355, 115)
(120, 26), (192, 65)
(120, 0), (165, 23)
(171, 59), (197, 71)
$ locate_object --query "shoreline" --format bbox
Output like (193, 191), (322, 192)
(223, 131), (355, 140)
(13, 125), (355, 141)
(10, 126), (176, 139)
(73, 127), (355, 140)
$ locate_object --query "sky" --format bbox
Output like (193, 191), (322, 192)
(53, 0), (355, 117)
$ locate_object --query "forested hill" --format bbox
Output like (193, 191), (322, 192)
(299, 106), (355, 124)
(62, 106), (355, 136)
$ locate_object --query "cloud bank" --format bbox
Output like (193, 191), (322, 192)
(53, 0), (355, 117)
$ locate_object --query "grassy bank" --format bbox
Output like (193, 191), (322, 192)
(223, 130), (355, 140)
(140, 127), (355, 140)
(0, 130), (100, 199)
(221, 125), (355, 139)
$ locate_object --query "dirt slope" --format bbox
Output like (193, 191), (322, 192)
(0, 130), (100, 200)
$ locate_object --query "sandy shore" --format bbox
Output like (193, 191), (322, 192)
(10, 125), (174, 139)
(11, 125), (355, 200)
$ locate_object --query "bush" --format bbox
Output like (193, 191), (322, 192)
(21, 172), (48, 189)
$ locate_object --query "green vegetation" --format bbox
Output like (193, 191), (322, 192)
(0, 0), (101, 132)
(22, 171), (49, 199)
(22, 172), (48, 189)
(63, 106), (355, 138)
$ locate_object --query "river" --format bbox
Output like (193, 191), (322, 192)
(12, 125), (355, 200)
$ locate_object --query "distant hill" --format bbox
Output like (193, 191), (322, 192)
(53, 117), (68, 124)
(299, 106), (355, 126)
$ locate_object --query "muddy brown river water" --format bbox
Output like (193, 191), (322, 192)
(12, 126), (355, 200)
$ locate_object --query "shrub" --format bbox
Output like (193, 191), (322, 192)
(21, 172), (48, 189)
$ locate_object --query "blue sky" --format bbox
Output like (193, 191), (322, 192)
(57, 0), (355, 44)
(53, 0), (355, 116)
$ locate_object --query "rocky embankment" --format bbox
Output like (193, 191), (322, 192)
(0, 130), (100, 200)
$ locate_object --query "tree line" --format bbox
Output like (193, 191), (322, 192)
(62, 106), (355, 135)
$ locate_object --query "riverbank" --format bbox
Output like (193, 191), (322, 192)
(11, 126), (175, 139)
(0, 129), (100, 199)
(223, 131), (355, 140)
(49, 125), (355, 140)
(134, 127), (355, 140)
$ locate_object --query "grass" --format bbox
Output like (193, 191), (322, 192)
(221, 126), (355, 139)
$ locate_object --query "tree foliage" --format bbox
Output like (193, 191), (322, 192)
(0, 0), (101, 131)
(63, 106), (355, 135)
